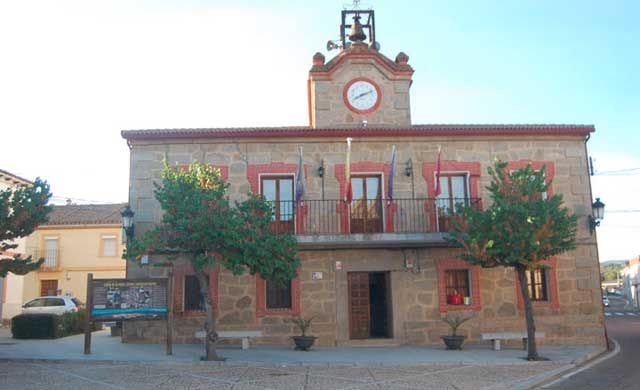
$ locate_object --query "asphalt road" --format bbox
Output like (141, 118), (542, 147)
(545, 295), (640, 389)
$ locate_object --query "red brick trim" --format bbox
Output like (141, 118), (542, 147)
(422, 161), (481, 199)
(122, 126), (595, 142)
(255, 274), (301, 318)
(246, 163), (299, 193)
(246, 162), (310, 234)
(309, 51), (414, 77)
(342, 77), (383, 115)
(172, 263), (219, 316)
(436, 258), (482, 313)
(506, 160), (555, 197)
(515, 257), (560, 310)
(422, 161), (482, 230)
(334, 161), (395, 232)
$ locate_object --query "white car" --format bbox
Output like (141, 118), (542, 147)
(22, 296), (82, 315)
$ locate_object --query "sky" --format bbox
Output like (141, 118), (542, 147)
(0, 0), (638, 262)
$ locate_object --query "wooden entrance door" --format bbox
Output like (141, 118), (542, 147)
(40, 280), (58, 296)
(348, 272), (370, 339)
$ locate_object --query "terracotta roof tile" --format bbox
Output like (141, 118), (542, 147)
(0, 168), (33, 186)
(42, 203), (126, 226)
(121, 124), (595, 141)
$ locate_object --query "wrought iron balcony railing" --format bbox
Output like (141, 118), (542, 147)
(266, 198), (482, 235)
(26, 248), (61, 272)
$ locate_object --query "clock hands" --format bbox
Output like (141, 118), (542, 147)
(353, 90), (373, 100)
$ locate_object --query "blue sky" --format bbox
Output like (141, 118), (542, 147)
(0, 0), (638, 261)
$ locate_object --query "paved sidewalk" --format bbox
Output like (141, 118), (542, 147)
(0, 329), (601, 365)
(0, 360), (575, 390)
(0, 329), (605, 389)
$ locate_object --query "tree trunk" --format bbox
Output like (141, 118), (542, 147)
(193, 266), (222, 361)
(516, 264), (541, 360)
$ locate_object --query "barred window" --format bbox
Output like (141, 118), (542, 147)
(445, 269), (470, 299)
(266, 279), (292, 309)
(526, 268), (549, 301)
(184, 275), (205, 311)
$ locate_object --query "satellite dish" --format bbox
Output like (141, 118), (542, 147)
(327, 40), (340, 51)
(370, 41), (381, 51)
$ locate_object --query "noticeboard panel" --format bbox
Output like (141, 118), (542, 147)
(91, 278), (168, 321)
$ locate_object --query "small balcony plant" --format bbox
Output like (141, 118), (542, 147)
(441, 314), (473, 350)
(288, 316), (317, 351)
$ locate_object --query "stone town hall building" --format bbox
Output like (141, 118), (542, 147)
(121, 9), (605, 347)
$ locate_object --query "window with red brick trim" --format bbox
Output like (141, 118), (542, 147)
(515, 258), (560, 310)
(422, 161), (481, 232)
(444, 269), (470, 299)
(334, 161), (395, 233)
(184, 275), (204, 311)
(255, 274), (301, 317)
(172, 263), (218, 316)
(527, 269), (548, 301)
(266, 279), (292, 309)
(247, 162), (309, 234)
(436, 259), (482, 312)
(261, 175), (295, 234)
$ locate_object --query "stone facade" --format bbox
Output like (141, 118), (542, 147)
(121, 37), (605, 348)
(122, 135), (605, 348)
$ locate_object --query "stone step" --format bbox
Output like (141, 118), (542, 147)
(338, 338), (402, 347)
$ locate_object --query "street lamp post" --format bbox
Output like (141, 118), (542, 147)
(589, 198), (605, 235)
(121, 205), (135, 242)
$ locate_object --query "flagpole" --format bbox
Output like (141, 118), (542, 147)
(345, 138), (352, 203)
(387, 145), (396, 205)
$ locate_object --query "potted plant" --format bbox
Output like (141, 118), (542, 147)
(288, 316), (317, 351)
(441, 314), (472, 350)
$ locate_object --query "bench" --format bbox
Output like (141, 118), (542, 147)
(195, 330), (263, 350)
(481, 332), (545, 351)
(103, 321), (122, 337)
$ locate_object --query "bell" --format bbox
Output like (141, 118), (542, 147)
(348, 15), (367, 42)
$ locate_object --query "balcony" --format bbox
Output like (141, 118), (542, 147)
(267, 198), (481, 249)
(26, 248), (61, 272)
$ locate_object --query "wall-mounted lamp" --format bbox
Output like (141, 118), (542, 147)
(589, 198), (605, 235)
(318, 160), (325, 178)
(121, 205), (135, 242)
(405, 158), (413, 177)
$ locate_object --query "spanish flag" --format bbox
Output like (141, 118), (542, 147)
(345, 137), (353, 203)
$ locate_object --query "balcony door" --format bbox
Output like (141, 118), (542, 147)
(261, 176), (294, 234)
(350, 175), (383, 234)
(436, 174), (469, 232)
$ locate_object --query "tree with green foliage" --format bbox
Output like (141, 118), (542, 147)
(0, 178), (52, 277)
(600, 263), (624, 282)
(124, 161), (300, 361)
(448, 160), (578, 360)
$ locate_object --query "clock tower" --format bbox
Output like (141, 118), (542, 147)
(308, 9), (414, 129)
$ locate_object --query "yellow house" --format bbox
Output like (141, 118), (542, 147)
(1, 168), (33, 321)
(10, 204), (127, 316)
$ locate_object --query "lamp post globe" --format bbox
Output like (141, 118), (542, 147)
(592, 198), (605, 220)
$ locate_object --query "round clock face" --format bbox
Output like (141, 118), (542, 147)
(344, 78), (381, 114)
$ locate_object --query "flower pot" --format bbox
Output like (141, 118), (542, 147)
(292, 335), (317, 351)
(442, 335), (466, 350)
